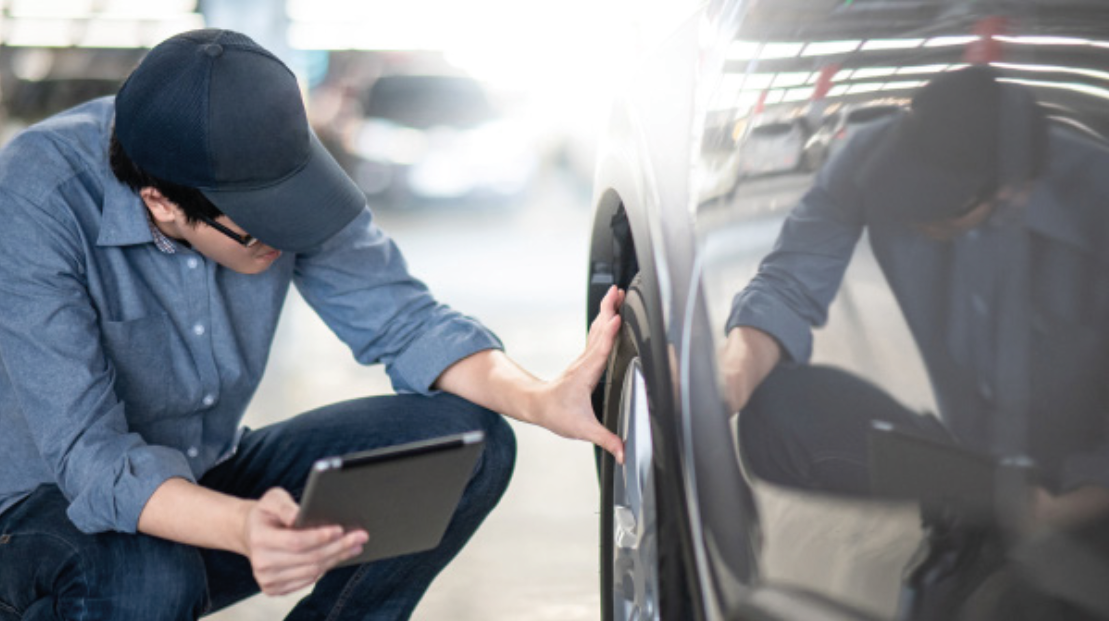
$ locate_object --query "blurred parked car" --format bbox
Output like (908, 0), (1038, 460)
(802, 102), (904, 170)
(735, 117), (811, 178)
(0, 47), (142, 144)
(337, 73), (537, 207)
(587, 1), (1109, 620)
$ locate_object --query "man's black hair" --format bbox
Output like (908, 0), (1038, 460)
(109, 129), (224, 224)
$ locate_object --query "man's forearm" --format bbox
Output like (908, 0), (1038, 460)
(138, 477), (252, 554)
(433, 349), (543, 424)
(720, 325), (783, 413)
(432, 285), (626, 461)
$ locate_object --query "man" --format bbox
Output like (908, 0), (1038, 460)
(0, 29), (625, 619)
(720, 66), (1109, 532)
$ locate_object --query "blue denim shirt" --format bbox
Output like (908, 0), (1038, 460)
(0, 98), (503, 534)
(728, 118), (1109, 493)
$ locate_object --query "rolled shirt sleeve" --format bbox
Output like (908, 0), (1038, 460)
(0, 190), (196, 534)
(293, 209), (503, 395)
(725, 141), (868, 364)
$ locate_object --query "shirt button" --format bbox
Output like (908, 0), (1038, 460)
(193, 324), (206, 336)
(186, 447), (199, 458)
(202, 394), (215, 407)
(186, 257), (199, 269)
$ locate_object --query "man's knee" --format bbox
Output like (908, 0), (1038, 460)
(438, 395), (516, 502)
(63, 534), (208, 621)
(478, 409), (517, 494)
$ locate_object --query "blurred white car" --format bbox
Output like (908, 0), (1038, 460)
(802, 103), (904, 170)
(345, 74), (537, 206)
(736, 118), (811, 178)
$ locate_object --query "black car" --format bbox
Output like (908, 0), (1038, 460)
(587, 1), (1109, 620)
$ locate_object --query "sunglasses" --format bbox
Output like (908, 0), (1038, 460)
(196, 213), (259, 248)
(953, 182), (999, 219)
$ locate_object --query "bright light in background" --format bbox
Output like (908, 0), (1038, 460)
(759, 42), (804, 59)
(7, 0), (196, 18)
(285, 0), (638, 93)
(284, 0), (652, 176)
(861, 38), (925, 51)
(2, 0), (202, 47)
(801, 40), (860, 57)
(924, 35), (979, 48)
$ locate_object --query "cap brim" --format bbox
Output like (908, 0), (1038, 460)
(858, 120), (988, 224)
(201, 131), (366, 253)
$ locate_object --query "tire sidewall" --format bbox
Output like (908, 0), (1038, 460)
(600, 275), (692, 621)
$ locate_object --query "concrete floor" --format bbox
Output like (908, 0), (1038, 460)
(206, 170), (603, 620)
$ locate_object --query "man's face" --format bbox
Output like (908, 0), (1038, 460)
(914, 197), (996, 241)
(141, 188), (283, 274)
(914, 183), (1031, 241)
(177, 213), (283, 274)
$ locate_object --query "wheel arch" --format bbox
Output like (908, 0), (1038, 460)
(589, 184), (709, 620)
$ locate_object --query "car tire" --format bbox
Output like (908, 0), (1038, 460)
(600, 274), (691, 621)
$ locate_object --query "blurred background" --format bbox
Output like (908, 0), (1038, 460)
(0, 0), (676, 618)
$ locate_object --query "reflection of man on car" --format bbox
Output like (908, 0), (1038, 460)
(720, 66), (1109, 533)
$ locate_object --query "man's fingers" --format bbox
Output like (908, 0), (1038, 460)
(585, 420), (625, 465)
(603, 286), (620, 314)
(590, 287), (624, 331)
(267, 529), (366, 561)
(262, 523), (345, 554)
(254, 529), (368, 596)
(584, 314), (622, 374)
(261, 530), (367, 580)
(261, 578), (312, 597)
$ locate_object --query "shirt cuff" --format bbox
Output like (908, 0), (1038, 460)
(65, 445), (197, 534)
(726, 286), (814, 364)
(387, 316), (504, 395)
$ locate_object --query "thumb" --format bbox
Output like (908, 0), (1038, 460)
(260, 487), (300, 528)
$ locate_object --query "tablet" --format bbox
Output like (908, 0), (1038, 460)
(295, 431), (485, 566)
(868, 421), (1036, 519)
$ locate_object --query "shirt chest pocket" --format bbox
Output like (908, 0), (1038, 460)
(99, 314), (199, 422)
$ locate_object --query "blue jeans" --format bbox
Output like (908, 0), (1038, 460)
(0, 393), (516, 621)
(740, 364), (951, 496)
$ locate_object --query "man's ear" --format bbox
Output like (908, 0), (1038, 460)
(140, 187), (180, 224)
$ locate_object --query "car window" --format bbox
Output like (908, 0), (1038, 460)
(749, 122), (794, 137)
(844, 105), (899, 124)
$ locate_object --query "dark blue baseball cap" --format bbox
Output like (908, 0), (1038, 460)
(856, 66), (1046, 224)
(115, 29), (365, 252)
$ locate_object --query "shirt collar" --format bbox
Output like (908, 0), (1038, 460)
(97, 178), (183, 254)
(95, 151), (158, 248)
(146, 209), (179, 254)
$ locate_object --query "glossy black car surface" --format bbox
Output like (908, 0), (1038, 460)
(587, 2), (1109, 620)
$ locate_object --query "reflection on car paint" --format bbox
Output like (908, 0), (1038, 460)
(593, 1), (1109, 620)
